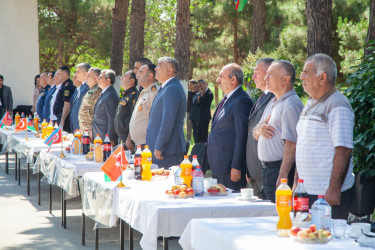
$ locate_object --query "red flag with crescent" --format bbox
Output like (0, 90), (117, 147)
(15, 118), (27, 132)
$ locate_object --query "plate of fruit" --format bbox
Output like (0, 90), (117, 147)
(165, 184), (194, 199)
(290, 225), (332, 244)
(206, 184), (231, 196)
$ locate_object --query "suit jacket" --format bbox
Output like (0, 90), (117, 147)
(207, 87), (253, 174)
(92, 85), (119, 143)
(43, 85), (56, 122)
(146, 77), (186, 167)
(195, 88), (213, 121)
(246, 92), (274, 188)
(70, 83), (89, 132)
(1, 85), (13, 112)
(190, 94), (199, 122)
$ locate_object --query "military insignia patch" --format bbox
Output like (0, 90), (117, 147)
(131, 92), (136, 95)
(64, 90), (70, 96)
(126, 97), (129, 101)
(138, 105), (142, 111)
(132, 100), (135, 105)
(119, 101), (126, 105)
(151, 86), (156, 92)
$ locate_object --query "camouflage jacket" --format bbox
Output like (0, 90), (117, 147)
(78, 84), (102, 132)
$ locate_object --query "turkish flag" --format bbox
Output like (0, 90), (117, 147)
(0, 111), (13, 126)
(100, 145), (129, 181)
(15, 118), (27, 132)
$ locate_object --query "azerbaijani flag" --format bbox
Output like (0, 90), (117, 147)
(235, 0), (248, 12)
(44, 127), (62, 146)
(0, 111), (13, 128)
(27, 118), (36, 132)
(15, 118), (27, 132)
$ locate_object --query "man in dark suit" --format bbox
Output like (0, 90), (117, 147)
(93, 69), (119, 145)
(206, 63), (253, 191)
(189, 81), (200, 142)
(0, 75), (13, 118)
(70, 63), (90, 132)
(146, 57), (186, 168)
(192, 79), (213, 143)
(246, 58), (275, 198)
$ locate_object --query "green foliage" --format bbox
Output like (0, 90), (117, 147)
(345, 44), (375, 178)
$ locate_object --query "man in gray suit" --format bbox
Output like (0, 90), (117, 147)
(92, 69), (119, 145)
(0, 75), (13, 118)
(246, 58), (275, 198)
(146, 57), (186, 168)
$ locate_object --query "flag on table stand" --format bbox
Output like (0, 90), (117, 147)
(15, 118), (27, 132)
(235, 0), (248, 12)
(27, 118), (36, 132)
(100, 145), (129, 183)
(0, 111), (13, 127)
(44, 127), (62, 146)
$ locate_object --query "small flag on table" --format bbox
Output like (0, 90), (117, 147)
(100, 145), (128, 182)
(27, 118), (36, 132)
(15, 118), (27, 132)
(0, 111), (13, 128)
(44, 127), (62, 146)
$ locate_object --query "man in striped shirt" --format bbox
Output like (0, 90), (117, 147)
(296, 54), (354, 219)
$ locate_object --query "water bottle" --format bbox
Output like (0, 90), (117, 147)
(192, 155), (199, 174)
(311, 195), (331, 231)
(174, 166), (182, 185)
(192, 165), (204, 197)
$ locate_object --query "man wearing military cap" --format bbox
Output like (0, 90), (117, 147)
(114, 70), (138, 144)
(126, 63), (160, 151)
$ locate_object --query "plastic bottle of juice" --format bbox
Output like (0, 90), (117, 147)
(46, 122), (54, 138)
(41, 119), (48, 139)
(93, 134), (103, 162)
(276, 178), (293, 232)
(33, 113), (39, 132)
(74, 129), (82, 141)
(54, 122), (59, 130)
(15, 112), (20, 126)
(141, 145), (152, 181)
(180, 155), (193, 187)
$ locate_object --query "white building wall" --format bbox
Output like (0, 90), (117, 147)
(0, 0), (39, 109)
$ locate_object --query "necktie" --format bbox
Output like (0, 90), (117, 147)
(214, 95), (227, 120)
(73, 88), (81, 104)
(254, 92), (266, 110)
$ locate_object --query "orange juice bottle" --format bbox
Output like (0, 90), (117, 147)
(15, 112), (20, 126)
(93, 134), (103, 162)
(74, 129), (82, 141)
(180, 155), (193, 187)
(141, 145), (152, 181)
(46, 122), (54, 138)
(41, 119), (48, 139)
(276, 179), (292, 231)
(33, 113), (39, 132)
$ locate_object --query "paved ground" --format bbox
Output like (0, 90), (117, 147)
(0, 154), (182, 250)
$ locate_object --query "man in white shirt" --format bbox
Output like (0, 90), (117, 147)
(296, 53), (354, 219)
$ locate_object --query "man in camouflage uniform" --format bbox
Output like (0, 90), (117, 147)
(78, 67), (102, 139)
(114, 70), (138, 144)
(126, 63), (160, 152)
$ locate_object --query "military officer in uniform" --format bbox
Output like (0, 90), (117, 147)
(53, 66), (75, 132)
(126, 63), (160, 152)
(114, 70), (138, 144)
(78, 67), (102, 140)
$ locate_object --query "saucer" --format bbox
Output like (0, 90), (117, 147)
(348, 231), (375, 239)
(237, 196), (258, 201)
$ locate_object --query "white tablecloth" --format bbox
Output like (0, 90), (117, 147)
(109, 176), (276, 250)
(179, 217), (372, 250)
(38, 149), (102, 197)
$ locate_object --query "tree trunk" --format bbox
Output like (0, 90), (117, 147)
(250, 0), (266, 54)
(365, 0), (375, 57)
(305, 0), (332, 56)
(214, 83), (219, 108)
(175, 0), (191, 93)
(128, 0), (146, 69)
(232, 15), (239, 64)
(110, 0), (130, 75)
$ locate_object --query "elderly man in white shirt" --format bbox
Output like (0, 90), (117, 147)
(296, 53), (354, 219)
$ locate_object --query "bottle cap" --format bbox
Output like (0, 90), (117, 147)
(145, 145), (149, 148)
(280, 178), (287, 183)
(97, 134), (100, 137)
(318, 195), (324, 198)
(184, 155), (188, 159)
(137, 145), (141, 148)
(193, 155), (197, 158)
(298, 179), (304, 183)
(105, 134), (109, 137)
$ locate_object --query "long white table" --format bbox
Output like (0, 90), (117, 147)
(105, 172), (276, 250)
(179, 217), (372, 250)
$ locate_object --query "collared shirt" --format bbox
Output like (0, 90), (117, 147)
(50, 83), (62, 121)
(129, 82), (160, 145)
(257, 89), (304, 162)
(224, 85), (241, 104)
(296, 90), (354, 195)
(100, 85), (110, 95)
(161, 77), (174, 88)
